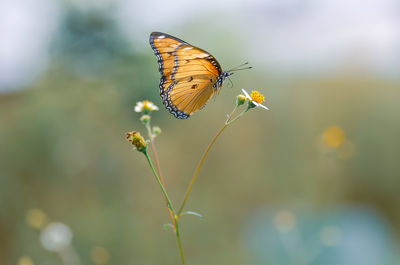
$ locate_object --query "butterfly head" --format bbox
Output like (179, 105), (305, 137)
(223, 71), (232, 78)
(213, 71), (231, 89)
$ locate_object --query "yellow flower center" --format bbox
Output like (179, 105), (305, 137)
(142, 100), (151, 110)
(250, 91), (264, 104)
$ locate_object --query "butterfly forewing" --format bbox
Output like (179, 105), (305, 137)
(149, 32), (224, 119)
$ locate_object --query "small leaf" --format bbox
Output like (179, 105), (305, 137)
(163, 223), (173, 230)
(182, 211), (203, 219)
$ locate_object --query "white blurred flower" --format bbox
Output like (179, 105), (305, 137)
(134, 100), (159, 113)
(40, 222), (73, 252)
(241, 89), (269, 110)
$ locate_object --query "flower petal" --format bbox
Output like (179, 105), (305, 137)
(241, 89), (251, 99)
(134, 102), (143, 112)
(148, 102), (159, 111)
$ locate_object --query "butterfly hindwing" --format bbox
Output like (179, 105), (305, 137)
(149, 32), (225, 119)
(169, 75), (215, 115)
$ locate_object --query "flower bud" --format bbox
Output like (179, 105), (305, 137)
(236, 94), (246, 106)
(126, 131), (147, 152)
(152, 126), (162, 136)
(140, 115), (151, 125)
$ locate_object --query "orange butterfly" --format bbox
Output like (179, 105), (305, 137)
(149, 32), (249, 119)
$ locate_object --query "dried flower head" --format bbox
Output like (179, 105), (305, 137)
(126, 131), (147, 152)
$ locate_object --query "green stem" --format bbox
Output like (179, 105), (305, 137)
(143, 151), (174, 213)
(145, 123), (165, 185)
(143, 150), (185, 265)
(226, 106), (249, 126)
(177, 104), (246, 217)
(174, 219), (185, 265)
(145, 122), (176, 226)
(225, 105), (239, 123)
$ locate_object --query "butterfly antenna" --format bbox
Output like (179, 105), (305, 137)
(228, 62), (252, 72)
(227, 76), (233, 88)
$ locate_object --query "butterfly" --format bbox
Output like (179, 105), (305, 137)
(149, 32), (249, 119)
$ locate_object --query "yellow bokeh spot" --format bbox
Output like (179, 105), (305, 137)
(274, 210), (296, 233)
(90, 247), (110, 265)
(250, 91), (265, 104)
(17, 256), (34, 265)
(26, 208), (48, 229)
(322, 126), (345, 148)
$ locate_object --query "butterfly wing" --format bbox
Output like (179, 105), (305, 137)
(149, 32), (224, 119)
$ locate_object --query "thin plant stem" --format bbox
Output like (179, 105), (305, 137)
(174, 219), (186, 265)
(226, 107), (249, 126)
(177, 105), (248, 217)
(145, 123), (175, 226)
(144, 150), (174, 212)
(143, 150), (185, 265)
(145, 123), (165, 185)
(225, 105), (239, 123)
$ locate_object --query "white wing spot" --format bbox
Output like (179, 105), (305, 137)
(198, 53), (209, 58)
(183, 47), (192, 50)
(158, 35), (165, 39)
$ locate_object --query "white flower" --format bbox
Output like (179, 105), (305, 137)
(134, 100), (159, 112)
(40, 222), (73, 252)
(241, 89), (269, 110)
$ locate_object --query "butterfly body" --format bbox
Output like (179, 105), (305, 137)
(149, 32), (231, 119)
(214, 71), (230, 89)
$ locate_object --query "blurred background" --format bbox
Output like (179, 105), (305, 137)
(1, 0), (400, 264)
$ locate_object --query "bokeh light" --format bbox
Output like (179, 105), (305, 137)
(17, 256), (34, 265)
(322, 126), (345, 148)
(244, 207), (400, 265)
(90, 247), (110, 265)
(26, 208), (48, 230)
(40, 223), (73, 252)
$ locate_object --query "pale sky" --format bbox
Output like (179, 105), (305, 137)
(0, 0), (399, 91)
